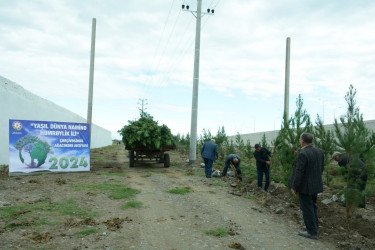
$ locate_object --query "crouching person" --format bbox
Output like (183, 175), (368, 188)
(222, 154), (242, 181)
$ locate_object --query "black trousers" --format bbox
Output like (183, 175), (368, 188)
(299, 193), (319, 236)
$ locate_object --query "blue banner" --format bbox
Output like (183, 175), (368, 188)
(9, 119), (90, 173)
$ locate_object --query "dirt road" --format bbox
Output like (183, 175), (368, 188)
(0, 147), (338, 249)
(108, 163), (335, 250)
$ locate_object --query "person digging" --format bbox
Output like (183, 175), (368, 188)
(222, 154), (242, 182)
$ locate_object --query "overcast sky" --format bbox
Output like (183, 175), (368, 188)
(1, 0), (375, 140)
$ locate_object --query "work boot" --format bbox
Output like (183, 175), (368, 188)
(298, 231), (318, 240)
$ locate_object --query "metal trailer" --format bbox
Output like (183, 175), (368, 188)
(125, 145), (175, 168)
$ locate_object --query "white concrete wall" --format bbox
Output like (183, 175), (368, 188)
(229, 120), (375, 148)
(0, 75), (112, 165)
(229, 130), (280, 147)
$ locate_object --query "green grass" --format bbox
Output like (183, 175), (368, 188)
(204, 228), (228, 237)
(0, 165), (9, 179)
(171, 161), (185, 167)
(142, 173), (152, 177)
(73, 181), (140, 199)
(0, 199), (98, 229)
(121, 201), (144, 209)
(145, 169), (166, 174)
(168, 188), (191, 195)
(185, 170), (195, 176)
(90, 144), (123, 168)
(215, 161), (225, 167)
(76, 227), (98, 236)
(212, 181), (229, 187)
(90, 155), (105, 161)
(91, 144), (122, 154)
(35, 217), (59, 227)
(240, 163), (257, 180)
(195, 172), (205, 177)
(96, 172), (126, 177)
(244, 195), (256, 199)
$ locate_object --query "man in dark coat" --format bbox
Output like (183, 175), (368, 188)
(290, 133), (324, 240)
(201, 139), (219, 178)
(253, 144), (272, 192)
(333, 152), (367, 208)
(222, 154), (242, 181)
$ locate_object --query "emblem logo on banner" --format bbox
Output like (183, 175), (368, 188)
(12, 121), (23, 131)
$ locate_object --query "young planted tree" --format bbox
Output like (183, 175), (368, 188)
(290, 95), (314, 144)
(175, 133), (190, 154)
(314, 114), (336, 185)
(244, 139), (253, 160)
(198, 128), (213, 154)
(333, 85), (374, 230)
(261, 133), (270, 150)
(201, 128), (213, 143)
(235, 132), (245, 155)
(273, 95), (313, 185)
(364, 131), (375, 153)
(214, 126), (228, 159)
(222, 140), (235, 158)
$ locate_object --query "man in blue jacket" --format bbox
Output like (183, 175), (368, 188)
(201, 139), (219, 178)
(222, 154), (242, 181)
(253, 144), (272, 192)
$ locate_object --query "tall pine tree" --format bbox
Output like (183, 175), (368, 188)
(273, 95), (313, 185)
(333, 85), (374, 230)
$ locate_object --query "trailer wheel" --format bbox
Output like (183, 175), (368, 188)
(163, 153), (170, 168)
(129, 150), (135, 168)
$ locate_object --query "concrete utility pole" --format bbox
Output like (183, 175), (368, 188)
(182, 0), (215, 165)
(284, 37), (291, 120)
(87, 18), (96, 142)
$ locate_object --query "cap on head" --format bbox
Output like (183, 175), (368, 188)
(233, 158), (239, 164)
(254, 144), (260, 149)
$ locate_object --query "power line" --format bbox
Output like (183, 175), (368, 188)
(149, 0), (176, 72)
(212, 0), (221, 9)
(143, 1), (184, 99)
(149, 8), (182, 85)
(158, 18), (195, 86)
(140, 0), (220, 105)
(140, 0), (177, 100)
(159, 0), (217, 88)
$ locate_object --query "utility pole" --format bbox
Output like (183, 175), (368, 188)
(87, 18), (96, 143)
(284, 37), (291, 121)
(138, 98), (148, 117)
(182, 0), (214, 165)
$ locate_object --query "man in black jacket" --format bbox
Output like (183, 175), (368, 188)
(253, 144), (271, 192)
(290, 133), (324, 240)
